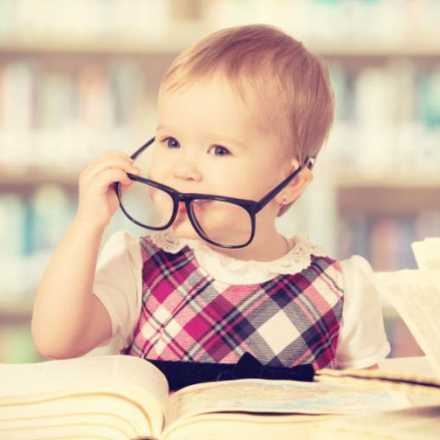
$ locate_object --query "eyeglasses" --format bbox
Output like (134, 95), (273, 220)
(113, 137), (314, 248)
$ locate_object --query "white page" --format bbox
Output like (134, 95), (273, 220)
(412, 238), (440, 271)
(374, 270), (440, 379)
(166, 378), (410, 427)
(0, 355), (169, 437)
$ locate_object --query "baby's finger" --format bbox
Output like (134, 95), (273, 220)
(89, 168), (134, 194)
(86, 151), (133, 170)
(81, 158), (140, 184)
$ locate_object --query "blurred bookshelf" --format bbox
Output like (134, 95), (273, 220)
(1, 0), (439, 362)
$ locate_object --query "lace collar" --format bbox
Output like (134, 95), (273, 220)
(147, 231), (329, 282)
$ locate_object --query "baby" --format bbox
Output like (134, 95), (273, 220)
(32, 24), (390, 374)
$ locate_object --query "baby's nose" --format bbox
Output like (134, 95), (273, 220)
(172, 161), (202, 182)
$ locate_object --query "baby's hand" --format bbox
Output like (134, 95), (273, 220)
(76, 151), (140, 229)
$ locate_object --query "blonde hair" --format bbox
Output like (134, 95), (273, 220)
(159, 24), (335, 216)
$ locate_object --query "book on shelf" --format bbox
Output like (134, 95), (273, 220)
(1, 237), (440, 439)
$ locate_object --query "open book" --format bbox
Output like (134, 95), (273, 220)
(1, 353), (440, 440)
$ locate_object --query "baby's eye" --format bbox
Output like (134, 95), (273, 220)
(209, 145), (231, 157)
(161, 137), (180, 149)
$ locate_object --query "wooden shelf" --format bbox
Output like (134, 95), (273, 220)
(0, 166), (78, 194)
(0, 22), (208, 56)
(332, 170), (440, 214)
(0, 39), (182, 57)
(335, 170), (440, 188)
(338, 185), (440, 215)
(312, 40), (440, 59)
(0, 300), (32, 325)
(1, 36), (439, 59)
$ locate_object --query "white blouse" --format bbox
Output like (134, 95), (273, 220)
(93, 230), (391, 369)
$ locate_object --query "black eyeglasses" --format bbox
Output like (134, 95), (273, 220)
(114, 137), (314, 248)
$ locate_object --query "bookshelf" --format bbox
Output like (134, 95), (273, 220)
(1, 0), (439, 362)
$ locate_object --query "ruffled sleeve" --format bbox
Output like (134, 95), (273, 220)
(92, 231), (143, 351)
(335, 255), (391, 369)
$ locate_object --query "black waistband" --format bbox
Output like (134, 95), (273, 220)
(142, 352), (315, 391)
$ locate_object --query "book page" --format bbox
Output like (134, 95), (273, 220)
(380, 356), (434, 376)
(317, 367), (440, 407)
(374, 270), (440, 378)
(162, 407), (440, 440)
(0, 354), (169, 439)
(0, 393), (153, 439)
(412, 238), (440, 271)
(313, 405), (440, 440)
(162, 412), (334, 440)
(164, 378), (410, 428)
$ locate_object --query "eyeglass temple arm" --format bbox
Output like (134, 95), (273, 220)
(131, 137), (156, 160)
(256, 156), (315, 211)
(113, 137), (156, 194)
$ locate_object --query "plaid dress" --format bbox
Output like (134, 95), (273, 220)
(122, 236), (344, 370)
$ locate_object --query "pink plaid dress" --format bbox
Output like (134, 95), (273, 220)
(122, 236), (344, 370)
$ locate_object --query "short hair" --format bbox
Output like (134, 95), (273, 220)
(159, 24), (335, 216)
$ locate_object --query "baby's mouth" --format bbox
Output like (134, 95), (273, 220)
(176, 201), (210, 219)
(174, 204), (187, 223)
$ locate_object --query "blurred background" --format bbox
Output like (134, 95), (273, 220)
(0, 0), (439, 363)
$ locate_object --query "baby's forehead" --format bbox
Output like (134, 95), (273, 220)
(158, 74), (275, 132)
(159, 70), (274, 106)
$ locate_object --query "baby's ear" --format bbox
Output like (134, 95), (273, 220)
(275, 162), (312, 206)
(302, 167), (314, 185)
(291, 166), (313, 197)
(288, 157), (313, 184)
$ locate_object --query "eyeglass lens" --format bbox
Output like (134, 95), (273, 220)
(118, 179), (253, 247)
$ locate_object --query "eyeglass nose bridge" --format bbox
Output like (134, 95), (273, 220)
(175, 192), (188, 202)
(172, 192), (193, 212)
(172, 189), (210, 205)
(170, 192), (198, 220)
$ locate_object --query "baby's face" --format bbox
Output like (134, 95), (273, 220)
(143, 75), (289, 241)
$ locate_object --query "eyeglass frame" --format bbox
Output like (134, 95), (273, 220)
(113, 137), (315, 249)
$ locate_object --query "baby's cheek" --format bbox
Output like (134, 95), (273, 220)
(147, 150), (166, 177)
(227, 179), (261, 200)
(147, 162), (165, 182)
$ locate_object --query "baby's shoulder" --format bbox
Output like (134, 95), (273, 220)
(98, 230), (144, 269)
(292, 236), (372, 270)
(102, 229), (140, 252)
(338, 254), (375, 279)
(291, 236), (376, 289)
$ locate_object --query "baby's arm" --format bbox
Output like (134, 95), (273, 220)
(31, 152), (139, 359)
(335, 255), (391, 370)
